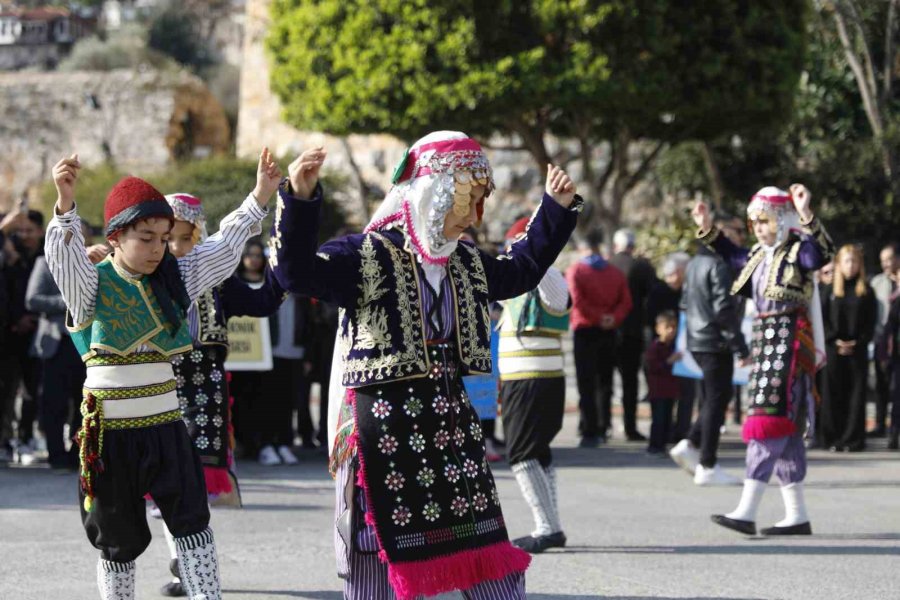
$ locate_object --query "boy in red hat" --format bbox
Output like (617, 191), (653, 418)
(45, 148), (293, 600)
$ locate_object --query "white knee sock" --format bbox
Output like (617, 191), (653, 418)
(775, 482), (809, 527)
(97, 558), (135, 600)
(176, 527), (221, 600)
(725, 479), (767, 522)
(543, 464), (561, 527)
(512, 459), (561, 536)
(163, 521), (178, 560)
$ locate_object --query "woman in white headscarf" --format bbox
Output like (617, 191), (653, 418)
(691, 185), (834, 538)
(270, 131), (581, 600)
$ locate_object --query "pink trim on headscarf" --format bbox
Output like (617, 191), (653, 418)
(364, 211), (403, 234)
(396, 138), (485, 184)
(750, 193), (791, 205)
(171, 193), (202, 206)
(402, 200), (449, 266)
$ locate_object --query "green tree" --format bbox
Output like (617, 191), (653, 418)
(148, 8), (211, 70)
(267, 0), (806, 230)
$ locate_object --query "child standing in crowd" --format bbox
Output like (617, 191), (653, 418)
(644, 311), (681, 457)
(45, 148), (281, 599)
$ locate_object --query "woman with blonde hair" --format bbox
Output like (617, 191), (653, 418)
(820, 244), (877, 452)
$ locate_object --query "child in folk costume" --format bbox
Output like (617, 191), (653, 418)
(45, 149), (282, 599)
(155, 177), (310, 596)
(270, 131), (580, 599)
(497, 216), (570, 554)
(692, 185), (834, 536)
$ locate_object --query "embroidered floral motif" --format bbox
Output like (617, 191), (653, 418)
(444, 464), (461, 483)
(423, 501), (441, 522)
(209, 370), (222, 383)
(213, 391), (223, 404)
(472, 492), (489, 512)
(463, 458), (479, 479)
(212, 415), (223, 428)
(469, 422), (483, 441)
(385, 471), (406, 491)
(417, 467), (436, 488)
(195, 413), (208, 427)
(191, 372), (205, 386)
(392, 505), (411, 526)
(190, 350), (203, 363)
(434, 429), (451, 450)
(449, 247), (492, 373)
(453, 428), (466, 447)
(196, 393), (208, 407)
(404, 397), (423, 417)
(451, 496), (469, 517)
(379, 435), (399, 455)
(196, 436), (208, 449)
(409, 433), (426, 453)
(432, 395), (450, 415)
(372, 398), (392, 419)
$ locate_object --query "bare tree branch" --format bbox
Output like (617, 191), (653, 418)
(340, 137), (371, 222)
(624, 141), (665, 194)
(830, 2), (885, 136)
(884, 0), (898, 104)
(842, 0), (880, 103)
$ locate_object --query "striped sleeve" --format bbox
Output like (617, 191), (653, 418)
(43, 206), (97, 327)
(537, 267), (569, 313)
(178, 194), (268, 302)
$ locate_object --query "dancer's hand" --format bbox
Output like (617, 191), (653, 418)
(253, 147), (282, 207)
(600, 314), (616, 330)
(52, 154), (81, 213)
(86, 244), (110, 264)
(545, 164), (576, 208)
(789, 184), (813, 222)
(289, 147), (327, 201)
(691, 201), (712, 233)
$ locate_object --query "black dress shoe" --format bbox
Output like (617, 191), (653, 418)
(760, 522), (812, 536)
(710, 514), (756, 535)
(579, 436), (600, 448)
(625, 431), (647, 442)
(888, 436), (899, 450)
(160, 581), (186, 597)
(866, 427), (887, 438)
(512, 531), (567, 554)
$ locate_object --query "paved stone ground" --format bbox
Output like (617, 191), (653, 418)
(2, 412), (899, 600)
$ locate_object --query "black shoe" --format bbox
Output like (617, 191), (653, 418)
(845, 442), (865, 453)
(760, 522), (812, 536)
(625, 431), (647, 442)
(512, 531), (567, 554)
(710, 514), (756, 535)
(866, 427), (887, 438)
(160, 580), (186, 597)
(168, 558), (180, 579)
(888, 435), (899, 450)
(579, 436), (600, 448)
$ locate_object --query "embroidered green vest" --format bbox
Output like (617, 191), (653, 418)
(69, 257), (193, 360)
(499, 292), (569, 336)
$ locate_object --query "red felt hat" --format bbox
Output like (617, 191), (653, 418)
(104, 177), (173, 237)
(504, 217), (530, 241)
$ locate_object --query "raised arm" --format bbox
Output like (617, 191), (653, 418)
(482, 166), (579, 301)
(177, 149), (279, 302)
(44, 154), (98, 327)
(536, 267), (570, 314)
(692, 201), (750, 272)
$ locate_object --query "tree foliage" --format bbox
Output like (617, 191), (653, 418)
(267, 0), (806, 230)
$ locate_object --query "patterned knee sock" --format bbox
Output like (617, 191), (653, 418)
(512, 459), (561, 536)
(176, 527), (221, 600)
(543, 463), (559, 517)
(97, 558), (135, 600)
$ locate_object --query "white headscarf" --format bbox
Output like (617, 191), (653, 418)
(327, 131), (494, 455)
(165, 193), (208, 242)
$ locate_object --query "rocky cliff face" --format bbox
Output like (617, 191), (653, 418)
(0, 68), (230, 209)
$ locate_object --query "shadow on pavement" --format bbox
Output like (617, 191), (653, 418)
(558, 544), (900, 556)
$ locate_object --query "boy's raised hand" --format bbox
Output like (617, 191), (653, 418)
(53, 154), (81, 213)
(545, 164), (576, 208)
(253, 147), (282, 206)
(289, 147), (327, 201)
(691, 200), (712, 233)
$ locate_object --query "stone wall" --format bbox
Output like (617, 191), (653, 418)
(0, 68), (230, 209)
